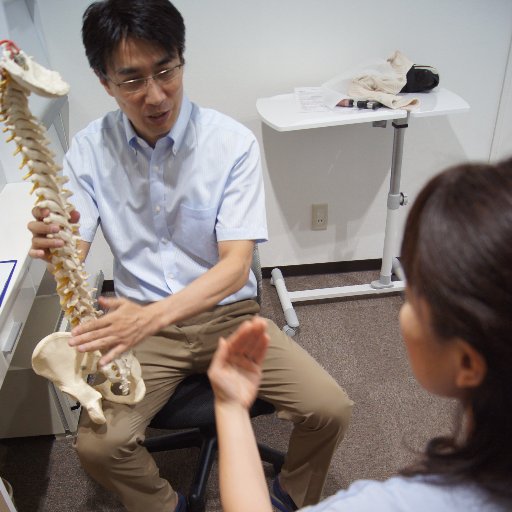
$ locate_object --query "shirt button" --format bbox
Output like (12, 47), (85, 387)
(161, 238), (167, 244)
(167, 273), (174, 280)
(155, 205), (161, 213)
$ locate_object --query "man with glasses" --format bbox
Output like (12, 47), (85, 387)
(28, 1), (353, 511)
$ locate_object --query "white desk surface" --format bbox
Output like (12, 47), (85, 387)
(256, 87), (469, 132)
(0, 182), (35, 327)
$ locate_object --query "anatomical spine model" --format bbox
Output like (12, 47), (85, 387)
(0, 41), (145, 424)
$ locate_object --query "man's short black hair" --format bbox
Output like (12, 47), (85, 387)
(82, 0), (185, 76)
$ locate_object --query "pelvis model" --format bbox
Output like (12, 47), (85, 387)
(0, 40), (145, 424)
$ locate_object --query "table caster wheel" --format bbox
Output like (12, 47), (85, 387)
(282, 325), (296, 337)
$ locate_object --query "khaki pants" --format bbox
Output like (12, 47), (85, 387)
(74, 300), (353, 511)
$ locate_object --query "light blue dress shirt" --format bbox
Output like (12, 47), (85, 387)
(299, 476), (506, 512)
(64, 95), (268, 304)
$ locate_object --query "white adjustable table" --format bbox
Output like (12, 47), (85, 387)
(256, 88), (469, 335)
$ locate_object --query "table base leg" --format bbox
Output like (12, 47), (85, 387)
(270, 268), (300, 336)
(271, 268), (404, 336)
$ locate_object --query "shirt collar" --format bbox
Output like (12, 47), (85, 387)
(168, 95), (192, 155)
(123, 113), (141, 150)
(123, 95), (193, 155)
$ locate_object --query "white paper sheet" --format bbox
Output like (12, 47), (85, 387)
(294, 87), (331, 112)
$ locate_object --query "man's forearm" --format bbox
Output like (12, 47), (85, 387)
(147, 241), (254, 331)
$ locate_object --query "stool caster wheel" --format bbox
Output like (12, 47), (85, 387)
(273, 461), (283, 473)
(189, 495), (205, 512)
(283, 324), (296, 337)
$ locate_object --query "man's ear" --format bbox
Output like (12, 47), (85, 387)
(454, 339), (487, 389)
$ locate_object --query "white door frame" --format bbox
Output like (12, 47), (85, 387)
(490, 31), (512, 162)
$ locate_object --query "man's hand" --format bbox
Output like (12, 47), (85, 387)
(208, 317), (269, 410)
(27, 206), (80, 262)
(69, 296), (157, 367)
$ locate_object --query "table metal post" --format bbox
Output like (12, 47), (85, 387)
(371, 115), (409, 289)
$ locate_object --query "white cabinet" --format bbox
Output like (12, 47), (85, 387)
(0, 184), (43, 388)
(0, 183), (80, 438)
(0, 293), (81, 438)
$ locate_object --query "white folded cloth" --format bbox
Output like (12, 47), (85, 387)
(322, 51), (419, 110)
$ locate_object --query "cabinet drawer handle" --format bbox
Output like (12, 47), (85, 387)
(1, 321), (23, 354)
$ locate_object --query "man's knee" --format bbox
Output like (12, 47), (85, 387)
(282, 378), (353, 436)
(74, 428), (136, 469)
(75, 432), (108, 468)
(315, 382), (354, 435)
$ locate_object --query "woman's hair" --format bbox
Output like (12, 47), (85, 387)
(82, 0), (185, 76)
(400, 157), (512, 498)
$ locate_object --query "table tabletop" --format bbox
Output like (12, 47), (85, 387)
(256, 87), (469, 132)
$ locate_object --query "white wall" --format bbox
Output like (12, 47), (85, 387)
(35, 0), (512, 274)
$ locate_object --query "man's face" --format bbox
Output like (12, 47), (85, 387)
(100, 37), (184, 147)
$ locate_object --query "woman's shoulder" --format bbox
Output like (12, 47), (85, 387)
(299, 475), (505, 512)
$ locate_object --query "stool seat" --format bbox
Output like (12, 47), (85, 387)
(150, 374), (276, 429)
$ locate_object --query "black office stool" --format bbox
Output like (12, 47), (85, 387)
(144, 373), (285, 512)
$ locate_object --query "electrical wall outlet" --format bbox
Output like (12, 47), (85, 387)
(311, 203), (328, 230)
